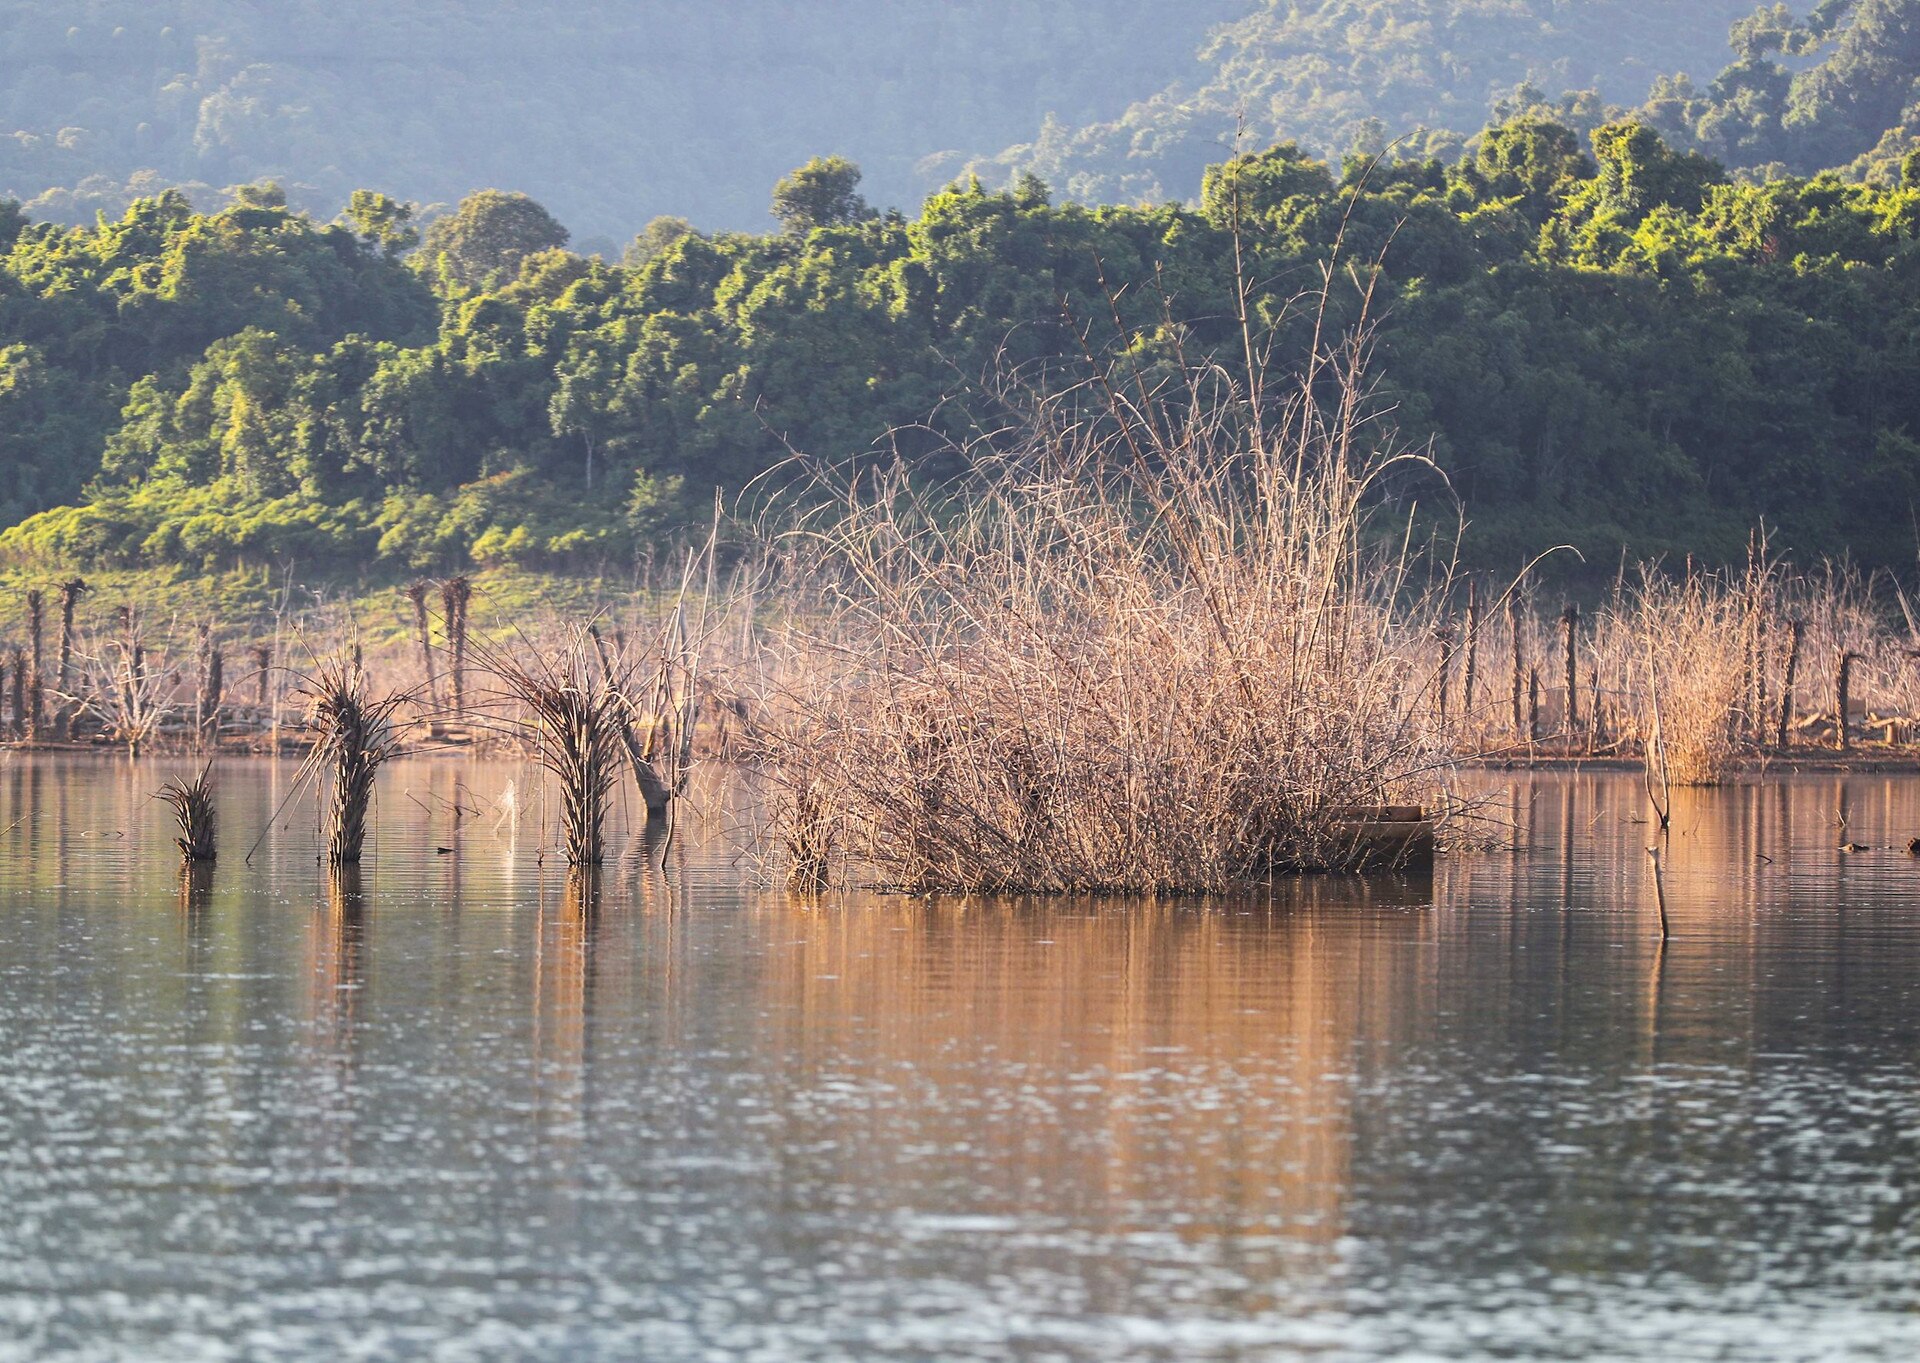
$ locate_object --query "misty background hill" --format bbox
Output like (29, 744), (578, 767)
(6, 0), (1759, 238)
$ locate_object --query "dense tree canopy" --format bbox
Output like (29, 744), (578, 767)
(9, 2), (1920, 580)
(6, 110), (1920, 578)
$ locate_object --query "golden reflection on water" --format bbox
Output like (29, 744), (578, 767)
(534, 871), (603, 1148)
(303, 866), (366, 1176)
(744, 881), (1441, 1252)
(9, 759), (1920, 1356)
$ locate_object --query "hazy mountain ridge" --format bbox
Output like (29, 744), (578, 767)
(965, 1), (1759, 202)
(0, 0), (1241, 235)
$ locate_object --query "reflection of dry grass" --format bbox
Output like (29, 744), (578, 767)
(156, 761), (217, 862)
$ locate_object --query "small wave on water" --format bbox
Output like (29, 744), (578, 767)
(2, 759), (1920, 1360)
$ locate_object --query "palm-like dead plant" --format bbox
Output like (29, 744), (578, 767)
(300, 655), (408, 865)
(156, 762), (217, 862)
(479, 627), (631, 866)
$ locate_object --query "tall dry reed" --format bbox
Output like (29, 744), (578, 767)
(749, 333), (1456, 894)
(1629, 567), (1754, 786)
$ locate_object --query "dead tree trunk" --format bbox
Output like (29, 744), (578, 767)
(1509, 595), (1525, 741)
(1777, 618), (1804, 749)
(25, 589), (44, 741)
(1838, 650), (1863, 752)
(6, 648), (21, 741)
(54, 577), (85, 739)
(1561, 603), (1580, 736)
(198, 631), (224, 749)
(441, 576), (471, 717)
(1463, 581), (1479, 719)
(406, 581), (439, 708)
(588, 623), (671, 817)
(116, 606), (141, 757)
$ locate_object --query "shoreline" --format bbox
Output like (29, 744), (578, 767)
(12, 740), (1920, 777)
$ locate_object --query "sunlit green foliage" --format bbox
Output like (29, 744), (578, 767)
(8, 104), (1920, 578)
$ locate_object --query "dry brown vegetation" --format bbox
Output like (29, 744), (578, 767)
(474, 628), (632, 866)
(155, 761), (217, 863)
(738, 321), (1462, 894)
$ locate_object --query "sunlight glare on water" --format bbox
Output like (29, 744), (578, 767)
(2, 756), (1919, 1360)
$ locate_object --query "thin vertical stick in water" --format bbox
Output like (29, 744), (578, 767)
(1642, 639), (1673, 831)
(1647, 844), (1672, 940)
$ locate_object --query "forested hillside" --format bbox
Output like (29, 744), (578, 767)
(965, 0), (1758, 202)
(1642, 0), (1920, 181)
(8, 1), (1920, 580)
(9, 109), (1920, 577)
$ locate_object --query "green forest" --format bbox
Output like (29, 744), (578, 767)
(5, 0), (1920, 579)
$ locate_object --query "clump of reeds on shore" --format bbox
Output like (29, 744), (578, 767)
(156, 762), (217, 862)
(301, 655), (407, 865)
(482, 628), (630, 866)
(780, 780), (833, 893)
(748, 318), (1455, 894)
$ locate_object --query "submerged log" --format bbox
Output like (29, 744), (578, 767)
(1325, 806), (1437, 874)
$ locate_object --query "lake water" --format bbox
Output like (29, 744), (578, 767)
(2, 756), (1919, 1361)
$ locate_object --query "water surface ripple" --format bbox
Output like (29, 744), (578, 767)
(2, 758), (1918, 1360)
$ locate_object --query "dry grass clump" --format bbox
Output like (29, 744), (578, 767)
(749, 338), (1454, 894)
(156, 762), (217, 862)
(1629, 567), (1756, 787)
(301, 655), (407, 865)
